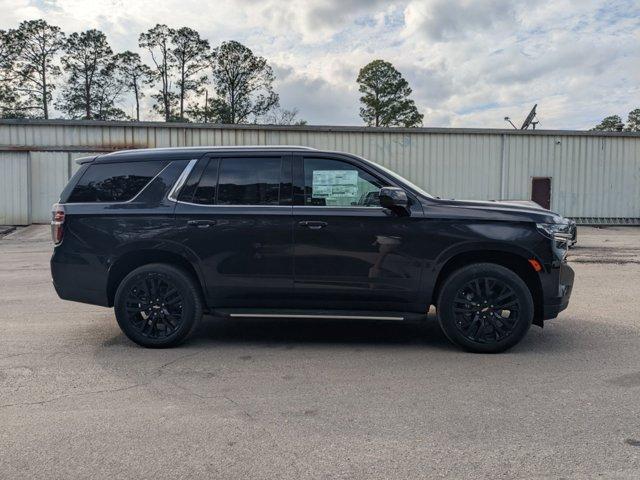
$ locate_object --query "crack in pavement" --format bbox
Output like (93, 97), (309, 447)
(0, 382), (148, 409)
(157, 351), (203, 373)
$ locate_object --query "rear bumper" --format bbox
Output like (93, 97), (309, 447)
(52, 278), (110, 307)
(51, 249), (110, 307)
(542, 262), (574, 320)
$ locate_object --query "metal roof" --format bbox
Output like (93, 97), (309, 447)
(1, 118), (639, 138)
(1, 119), (638, 224)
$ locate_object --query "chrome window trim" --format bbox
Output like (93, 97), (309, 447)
(173, 200), (288, 207)
(294, 206), (384, 210)
(167, 159), (199, 202)
(167, 156), (385, 209)
(171, 200), (383, 210)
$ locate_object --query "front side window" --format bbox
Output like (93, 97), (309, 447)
(67, 161), (167, 203)
(303, 158), (386, 207)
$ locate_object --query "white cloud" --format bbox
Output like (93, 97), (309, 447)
(1, 0), (638, 128)
(403, 0), (522, 42)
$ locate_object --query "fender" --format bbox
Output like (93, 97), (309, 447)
(432, 240), (542, 275)
(420, 238), (544, 308)
(106, 238), (208, 305)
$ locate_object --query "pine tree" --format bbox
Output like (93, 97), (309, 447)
(624, 108), (640, 132)
(592, 115), (624, 131)
(357, 59), (423, 127)
(113, 51), (152, 121)
(9, 20), (65, 118)
(209, 40), (278, 124)
(171, 27), (210, 121)
(57, 29), (126, 120)
(139, 24), (177, 121)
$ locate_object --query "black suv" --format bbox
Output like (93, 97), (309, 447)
(51, 146), (574, 353)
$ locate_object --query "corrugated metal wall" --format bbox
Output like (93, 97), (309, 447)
(0, 151), (29, 225)
(1, 119), (639, 225)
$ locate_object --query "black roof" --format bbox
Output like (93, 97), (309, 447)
(92, 145), (318, 163)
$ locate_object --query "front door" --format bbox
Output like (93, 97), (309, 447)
(291, 155), (423, 311)
(173, 153), (294, 307)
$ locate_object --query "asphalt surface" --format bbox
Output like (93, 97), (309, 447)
(1, 226), (639, 479)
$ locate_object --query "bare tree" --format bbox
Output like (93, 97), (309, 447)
(264, 107), (307, 125)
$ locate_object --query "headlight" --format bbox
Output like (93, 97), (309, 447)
(537, 222), (571, 261)
(536, 223), (573, 241)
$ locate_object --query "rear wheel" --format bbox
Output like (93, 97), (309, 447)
(114, 263), (203, 348)
(437, 263), (533, 353)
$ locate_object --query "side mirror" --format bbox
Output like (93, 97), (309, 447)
(379, 187), (410, 216)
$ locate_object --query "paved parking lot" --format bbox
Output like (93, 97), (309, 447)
(1, 226), (640, 479)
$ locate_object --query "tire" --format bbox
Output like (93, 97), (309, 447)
(114, 263), (203, 348)
(437, 263), (533, 353)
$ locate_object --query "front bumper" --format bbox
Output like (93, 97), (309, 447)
(542, 262), (574, 320)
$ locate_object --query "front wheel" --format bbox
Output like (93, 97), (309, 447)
(437, 263), (533, 353)
(114, 263), (203, 348)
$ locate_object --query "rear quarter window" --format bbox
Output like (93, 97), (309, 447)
(66, 161), (167, 203)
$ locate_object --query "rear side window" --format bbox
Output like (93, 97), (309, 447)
(67, 161), (167, 203)
(192, 158), (219, 205)
(59, 164), (90, 203)
(192, 157), (281, 206)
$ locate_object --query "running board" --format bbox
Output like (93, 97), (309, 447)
(213, 309), (427, 322)
(230, 313), (404, 321)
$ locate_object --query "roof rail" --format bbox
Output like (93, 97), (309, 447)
(102, 145), (318, 156)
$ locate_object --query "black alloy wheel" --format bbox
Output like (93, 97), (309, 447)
(124, 273), (185, 339)
(452, 277), (520, 343)
(114, 263), (203, 348)
(437, 263), (533, 353)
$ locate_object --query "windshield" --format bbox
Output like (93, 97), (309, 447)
(374, 162), (435, 198)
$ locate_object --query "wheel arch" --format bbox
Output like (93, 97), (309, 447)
(432, 250), (544, 326)
(106, 249), (205, 308)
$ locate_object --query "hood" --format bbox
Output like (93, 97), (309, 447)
(425, 197), (566, 224)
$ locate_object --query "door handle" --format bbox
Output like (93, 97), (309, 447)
(298, 220), (328, 230)
(187, 219), (217, 228)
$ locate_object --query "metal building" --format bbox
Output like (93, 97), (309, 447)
(1, 119), (639, 225)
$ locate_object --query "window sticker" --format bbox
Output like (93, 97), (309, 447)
(312, 170), (358, 200)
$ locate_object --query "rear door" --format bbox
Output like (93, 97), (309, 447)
(173, 153), (294, 307)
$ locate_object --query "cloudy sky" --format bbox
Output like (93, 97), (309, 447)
(2, 0), (639, 128)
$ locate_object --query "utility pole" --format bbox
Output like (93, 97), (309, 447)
(203, 89), (208, 124)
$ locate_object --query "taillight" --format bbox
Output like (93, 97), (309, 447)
(51, 203), (65, 245)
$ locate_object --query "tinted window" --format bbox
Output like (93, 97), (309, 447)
(192, 158), (219, 205)
(59, 164), (90, 203)
(217, 157), (281, 205)
(177, 158), (209, 203)
(303, 158), (385, 207)
(67, 161), (166, 203)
